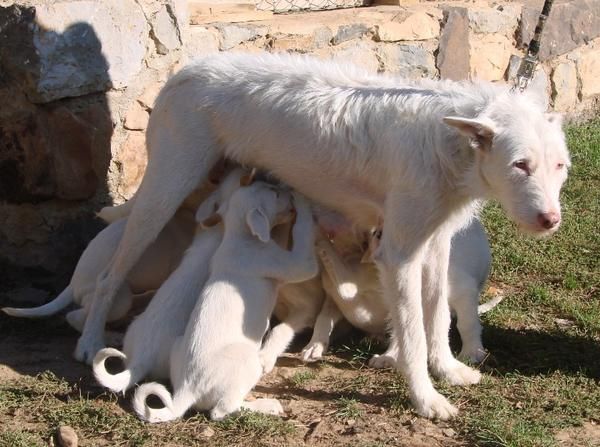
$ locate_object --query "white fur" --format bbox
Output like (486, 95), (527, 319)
(2, 209), (194, 336)
(78, 52), (570, 419)
(92, 169), (245, 392)
(132, 184), (318, 422)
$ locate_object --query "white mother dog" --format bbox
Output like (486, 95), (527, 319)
(77, 52), (570, 420)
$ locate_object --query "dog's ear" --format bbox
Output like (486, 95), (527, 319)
(240, 168), (257, 186)
(246, 207), (271, 243)
(443, 116), (496, 151)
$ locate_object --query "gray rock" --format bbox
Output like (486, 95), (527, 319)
(380, 43), (436, 79)
(437, 7), (470, 81)
(218, 23), (264, 51)
(519, 0), (600, 60)
(0, 1), (148, 103)
(332, 23), (370, 45)
(151, 4), (182, 55)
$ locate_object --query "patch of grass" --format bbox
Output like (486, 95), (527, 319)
(216, 410), (295, 440)
(289, 369), (317, 387)
(336, 337), (385, 365)
(0, 430), (44, 447)
(335, 397), (363, 420)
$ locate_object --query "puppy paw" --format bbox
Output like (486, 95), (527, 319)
(243, 398), (284, 417)
(74, 336), (105, 365)
(458, 346), (487, 364)
(412, 390), (458, 421)
(435, 360), (482, 386)
(301, 341), (326, 362)
(368, 354), (396, 369)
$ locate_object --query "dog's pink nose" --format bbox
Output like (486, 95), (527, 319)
(537, 212), (560, 230)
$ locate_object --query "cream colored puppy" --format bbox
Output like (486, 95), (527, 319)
(92, 169), (246, 392)
(133, 184), (318, 422)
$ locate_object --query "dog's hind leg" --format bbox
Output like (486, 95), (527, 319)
(449, 276), (486, 363)
(74, 117), (222, 364)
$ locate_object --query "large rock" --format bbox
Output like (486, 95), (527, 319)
(327, 41), (380, 73)
(116, 131), (147, 199)
(468, 4), (519, 35)
(151, 4), (182, 55)
(469, 34), (514, 81)
(379, 43), (436, 78)
(375, 11), (440, 42)
(577, 41), (600, 98)
(0, 1), (148, 103)
(519, 0), (600, 60)
(437, 7), (470, 80)
(551, 60), (578, 111)
(217, 23), (267, 50)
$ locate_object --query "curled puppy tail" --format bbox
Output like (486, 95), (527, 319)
(96, 198), (135, 223)
(133, 383), (193, 423)
(2, 286), (74, 318)
(93, 348), (133, 393)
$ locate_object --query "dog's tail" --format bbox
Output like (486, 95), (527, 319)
(2, 286), (74, 318)
(477, 294), (504, 315)
(93, 348), (137, 393)
(133, 382), (194, 423)
(96, 198), (135, 223)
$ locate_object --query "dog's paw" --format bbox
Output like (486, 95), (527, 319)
(74, 336), (105, 365)
(412, 390), (458, 421)
(436, 360), (482, 386)
(368, 353), (396, 369)
(301, 341), (326, 362)
(258, 351), (277, 374)
(458, 346), (487, 364)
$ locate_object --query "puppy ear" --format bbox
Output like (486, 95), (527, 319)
(240, 168), (257, 186)
(443, 116), (496, 151)
(246, 207), (271, 243)
(195, 191), (220, 224)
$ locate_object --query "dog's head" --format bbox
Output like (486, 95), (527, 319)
(227, 182), (294, 243)
(444, 89), (570, 237)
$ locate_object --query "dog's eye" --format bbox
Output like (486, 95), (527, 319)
(556, 162), (565, 170)
(513, 160), (531, 175)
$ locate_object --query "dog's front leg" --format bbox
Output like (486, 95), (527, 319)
(422, 232), (481, 386)
(378, 195), (458, 420)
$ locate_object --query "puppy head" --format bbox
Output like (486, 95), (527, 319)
(444, 91), (570, 237)
(227, 182), (294, 243)
(195, 167), (248, 228)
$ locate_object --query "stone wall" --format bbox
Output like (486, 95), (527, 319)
(0, 0), (599, 289)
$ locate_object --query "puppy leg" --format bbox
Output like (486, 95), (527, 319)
(241, 399), (284, 417)
(423, 233), (481, 386)
(260, 311), (313, 373)
(450, 277), (486, 363)
(74, 122), (221, 364)
(302, 297), (343, 362)
(369, 337), (399, 370)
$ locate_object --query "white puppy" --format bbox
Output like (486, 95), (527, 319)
(92, 169), (246, 393)
(79, 52), (570, 419)
(133, 184), (318, 422)
(2, 209), (195, 335)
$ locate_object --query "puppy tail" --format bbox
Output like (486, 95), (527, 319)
(133, 382), (192, 423)
(93, 348), (134, 393)
(2, 286), (74, 318)
(477, 294), (504, 315)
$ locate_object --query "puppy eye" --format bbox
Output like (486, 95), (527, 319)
(556, 162), (565, 170)
(513, 160), (531, 175)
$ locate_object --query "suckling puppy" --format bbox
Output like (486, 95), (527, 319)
(2, 209), (195, 337)
(133, 183), (318, 422)
(92, 169), (247, 392)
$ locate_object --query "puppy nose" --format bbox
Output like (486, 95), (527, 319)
(537, 212), (560, 229)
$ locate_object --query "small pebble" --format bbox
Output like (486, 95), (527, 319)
(199, 426), (215, 438)
(442, 428), (456, 437)
(57, 425), (78, 447)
